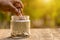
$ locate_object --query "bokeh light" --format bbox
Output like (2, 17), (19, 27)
(43, 0), (52, 3)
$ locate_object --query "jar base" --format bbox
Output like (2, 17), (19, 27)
(10, 34), (30, 38)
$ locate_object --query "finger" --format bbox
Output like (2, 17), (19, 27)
(19, 1), (24, 8)
(9, 2), (19, 15)
(12, 0), (24, 8)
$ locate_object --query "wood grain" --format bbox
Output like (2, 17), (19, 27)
(0, 28), (60, 40)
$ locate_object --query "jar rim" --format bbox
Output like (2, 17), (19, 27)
(11, 15), (30, 21)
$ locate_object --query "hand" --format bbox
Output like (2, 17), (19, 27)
(0, 0), (24, 15)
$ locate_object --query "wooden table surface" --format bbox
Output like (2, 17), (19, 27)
(0, 28), (60, 40)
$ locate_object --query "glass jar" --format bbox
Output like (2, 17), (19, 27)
(10, 15), (30, 38)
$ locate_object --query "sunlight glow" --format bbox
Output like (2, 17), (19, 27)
(37, 0), (53, 4)
(44, 0), (51, 3)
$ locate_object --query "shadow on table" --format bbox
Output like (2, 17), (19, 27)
(0, 36), (28, 40)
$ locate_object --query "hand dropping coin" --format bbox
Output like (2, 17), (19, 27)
(13, 1), (24, 16)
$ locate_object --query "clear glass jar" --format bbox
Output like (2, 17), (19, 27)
(10, 15), (30, 38)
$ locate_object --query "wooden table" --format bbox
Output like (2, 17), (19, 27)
(0, 28), (60, 40)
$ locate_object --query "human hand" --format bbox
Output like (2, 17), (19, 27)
(0, 0), (24, 15)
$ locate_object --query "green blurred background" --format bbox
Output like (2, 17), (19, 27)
(0, 0), (60, 28)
